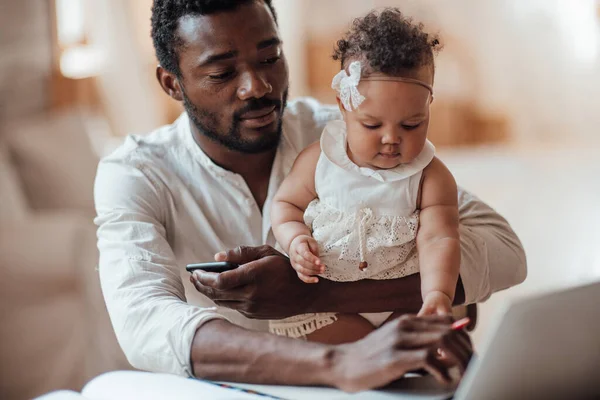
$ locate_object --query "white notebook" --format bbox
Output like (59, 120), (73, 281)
(82, 371), (258, 399)
(81, 371), (453, 400)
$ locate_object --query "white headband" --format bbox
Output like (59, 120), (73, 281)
(331, 61), (434, 111)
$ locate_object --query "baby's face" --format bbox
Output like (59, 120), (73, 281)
(341, 68), (433, 170)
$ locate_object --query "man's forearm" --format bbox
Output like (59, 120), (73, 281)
(190, 315), (473, 392)
(192, 246), (465, 321)
(307, 274), (465, 314)
(191, 319), (335, 385)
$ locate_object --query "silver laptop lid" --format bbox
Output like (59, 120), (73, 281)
(455, 281), (600, 400)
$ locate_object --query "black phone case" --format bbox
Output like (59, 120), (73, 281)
(186, 262), (239, 273)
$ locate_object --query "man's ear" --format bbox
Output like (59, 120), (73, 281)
(156, 65), (184, 101)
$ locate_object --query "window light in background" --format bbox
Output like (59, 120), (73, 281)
(555, 0), (599, 65)
(56, 0), (85, 46)
(512, 0), (599, 66)
(55, 0), (106, 79)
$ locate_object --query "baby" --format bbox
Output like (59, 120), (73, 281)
(270, 8), (460, 344)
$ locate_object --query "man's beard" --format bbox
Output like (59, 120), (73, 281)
(183, 89), (288, 154)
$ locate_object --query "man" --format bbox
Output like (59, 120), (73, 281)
(94, 0), (526, 392)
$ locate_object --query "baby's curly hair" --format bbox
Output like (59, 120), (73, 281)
(333, 8), (441, 77)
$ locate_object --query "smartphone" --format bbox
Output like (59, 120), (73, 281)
(186, 262), (239, 273)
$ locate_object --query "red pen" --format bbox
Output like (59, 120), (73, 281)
(437, 317), (471, 358)
(451, 317), (470, 331)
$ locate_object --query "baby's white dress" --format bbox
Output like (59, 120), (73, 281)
(269, 120), (435, 338)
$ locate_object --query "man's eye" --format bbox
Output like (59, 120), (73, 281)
(363, 124), (381, 130)
(208, 71), (235, 81)
(262, 56), (281, 65)
(402, 123), (422, 130)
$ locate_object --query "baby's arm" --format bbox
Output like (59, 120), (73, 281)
(271, 141), (324, 283)
(416, 157), (461, 316)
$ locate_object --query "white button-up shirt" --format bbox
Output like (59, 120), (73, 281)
(94, 98), (526, 377)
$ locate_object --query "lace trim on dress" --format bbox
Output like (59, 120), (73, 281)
(269, 313), (338, 338)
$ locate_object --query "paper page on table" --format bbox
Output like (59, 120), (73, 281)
(82, 371), (260, 400)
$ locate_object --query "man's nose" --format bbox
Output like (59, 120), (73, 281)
(237, 69), (273, 100)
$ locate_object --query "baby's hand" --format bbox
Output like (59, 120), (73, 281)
(289, 235), (324, 284)
(418, 291), (453, 316)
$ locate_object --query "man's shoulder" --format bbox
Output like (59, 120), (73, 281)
(100, 114), (187, 171)
(284, 97), (339, 122)
(95, 114), (189, 202)
(282, 97), (341, 149)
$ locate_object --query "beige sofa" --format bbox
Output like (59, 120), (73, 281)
(0, 113), (130, 400)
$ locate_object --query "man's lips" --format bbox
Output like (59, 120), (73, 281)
(239, 106), (276, 120)
(239, 106), (278, 129)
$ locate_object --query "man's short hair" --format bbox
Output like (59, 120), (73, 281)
(151, 0), (277, 77)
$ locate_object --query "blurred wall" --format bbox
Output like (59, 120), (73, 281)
(0, 0), (53, 122)
(272, 0), (310, 98)
(275, 0), (600, 146)
(39, 0), (600, 147)
(85, 0), (168, 136)
(275, 0), (600, 147)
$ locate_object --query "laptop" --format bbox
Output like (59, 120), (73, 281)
(454, 280), (600, 399)
(228, 280), (600, 399)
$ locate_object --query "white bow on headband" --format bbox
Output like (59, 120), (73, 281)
(331, 61), (435, 112)
(331, 61), (365, 111)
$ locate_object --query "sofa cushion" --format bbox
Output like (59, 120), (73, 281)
(5, 112), (99, 212)
(0, 212), (130, 399)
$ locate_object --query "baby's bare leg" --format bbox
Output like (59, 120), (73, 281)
(306, 314), (375, 345)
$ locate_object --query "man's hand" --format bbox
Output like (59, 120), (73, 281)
(192, 315), (472, 392)
(330, 314), (473, 392)
(190, 245), (315, 319)
(289, 235), (323, 284)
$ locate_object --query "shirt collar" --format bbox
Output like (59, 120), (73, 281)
(178, 113), (240, 180)
(321, 120), (435, 183)
(178, 112), (297, 178)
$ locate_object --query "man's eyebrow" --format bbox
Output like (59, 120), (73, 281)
(197, 38), (280, 67)
(199, 50), (238, 67)
(257, 37), (281, 50)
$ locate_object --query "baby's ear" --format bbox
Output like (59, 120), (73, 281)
(335, 96), (347, 117)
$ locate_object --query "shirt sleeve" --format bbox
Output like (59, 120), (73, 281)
(456, 188), (527, 304)
(94, 151), (228, 376)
